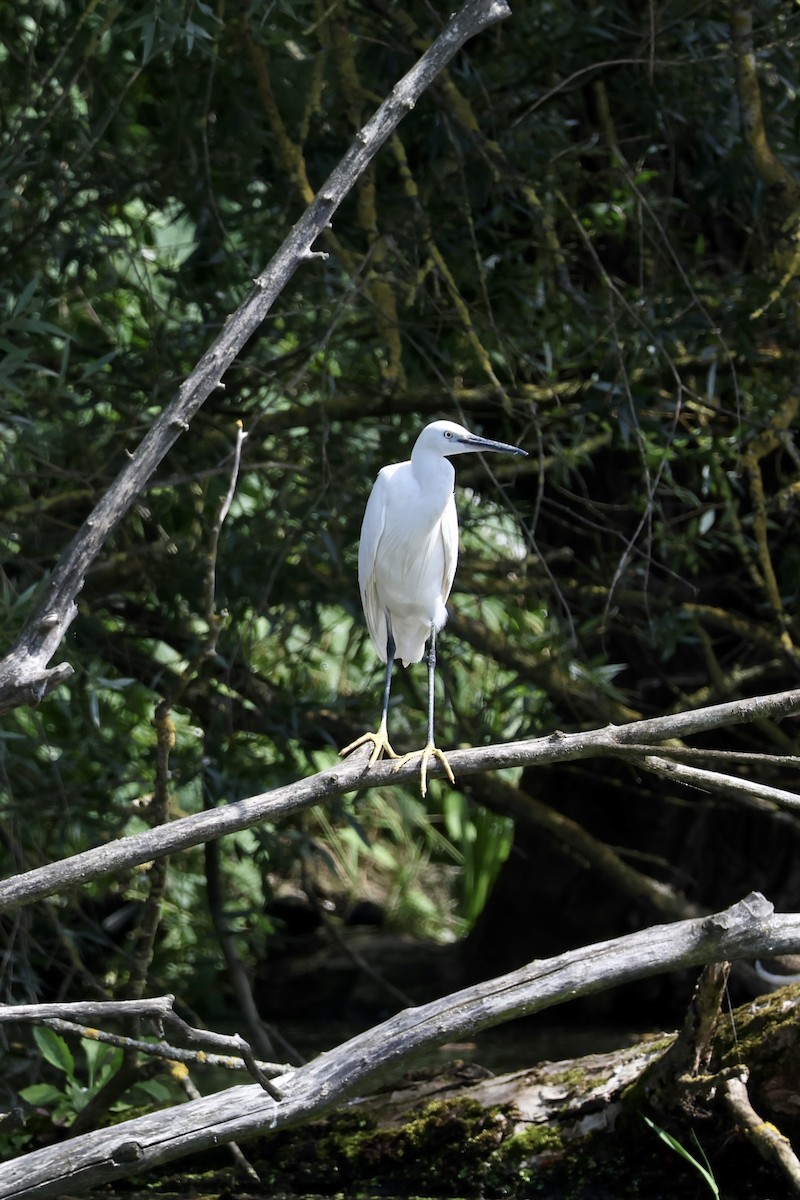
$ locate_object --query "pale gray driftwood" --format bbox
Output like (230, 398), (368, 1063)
(1, 893), (799, 1199)
(2, 685), (800, 916)
(0, 997), (174, 1024)
(362, 1040), (673, 1141)
(721, 1070), (800, 1190)
(0, 996), (289, 1079)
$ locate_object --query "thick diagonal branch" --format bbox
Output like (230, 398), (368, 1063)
(2, 893), (799, 1199)
(0, 0), (511, 716)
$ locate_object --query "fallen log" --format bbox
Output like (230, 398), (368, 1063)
(246, 980), (800, 1198)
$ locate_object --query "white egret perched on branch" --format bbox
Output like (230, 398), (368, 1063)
(341, 419), (528, 796)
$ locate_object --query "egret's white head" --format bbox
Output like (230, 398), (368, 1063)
(413, 419), (528, 460)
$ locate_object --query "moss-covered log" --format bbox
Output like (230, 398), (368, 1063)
(241, 983), (800, 1198)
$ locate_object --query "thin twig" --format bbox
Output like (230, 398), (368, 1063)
(630, 753), (800, 811)
(721, 1070), (800, 1193)
(194, 420), (283, 1073)
(204, 420), (248, 628)
(613, 743), (800, 769)
(38, 1017), (290, 1079)
(124, 701), (174, 1004)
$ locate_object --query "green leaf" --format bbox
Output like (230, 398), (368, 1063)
(10, 276), (39, 318)
(82, 1038), (122, 1090)
(134, 1078), (172, 1102)
(33, 1027), (75, 1079)
(67, 1080), (91, 1112)
(19, 1083), (62, 1106)
(643, 1116), (720, 1198)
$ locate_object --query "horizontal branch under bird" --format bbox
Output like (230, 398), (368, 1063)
(1, 684), (800, 916)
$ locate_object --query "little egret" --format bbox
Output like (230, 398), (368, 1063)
(341, 419), (527, 796)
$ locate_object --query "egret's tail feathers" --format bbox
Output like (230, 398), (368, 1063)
(393, 608), (448, 667)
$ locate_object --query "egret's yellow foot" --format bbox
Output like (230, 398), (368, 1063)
(392, 742), (455, 798)
(340, 718), (399, 766)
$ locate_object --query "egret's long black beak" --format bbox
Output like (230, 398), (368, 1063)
(457, 434), (528, 456)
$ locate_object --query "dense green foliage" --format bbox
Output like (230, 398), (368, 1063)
(2, 0), (800, 1156)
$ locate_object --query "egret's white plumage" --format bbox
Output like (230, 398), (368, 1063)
(359, 436), (458, 665)
(342, 418), (527, 795)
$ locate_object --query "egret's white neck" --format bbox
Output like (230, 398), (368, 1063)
(410, 445), (456, 509)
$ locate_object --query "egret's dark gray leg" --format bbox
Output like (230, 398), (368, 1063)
(340, 613), (399, 764)
(425, 621), (437, 748)
(392, 621), (456, 797)
(379, 616), (396, 734)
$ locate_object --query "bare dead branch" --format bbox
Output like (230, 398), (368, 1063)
(38, 1018), (289, 1081)
(204, 421), (248, 629)
(637, 962), (731, 1109)
(632, 753), (800, 811)
(0, 996), (291, 1082)
(0, 0), (511, 716)
(0, 997), (176, 1023)
(721, 1070), (800, 1193)
(612, 743), (800, 769)
(1, 685), (799, 917)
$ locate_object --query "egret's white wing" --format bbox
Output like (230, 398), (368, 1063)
(356, 463), (459, 666)
(358, 467), (391, 661)
(439, 494), (459, 609)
